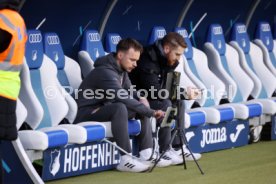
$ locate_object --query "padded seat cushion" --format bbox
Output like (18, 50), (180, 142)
(44, 130), (68, 148)
(218, 107), (234, 122)
(83, 124), (106, 142)
(246, 104), (262, 118)
(187, 111), (205, 127)
(19, 128), (69, 151)
(127, 119), (141, 136)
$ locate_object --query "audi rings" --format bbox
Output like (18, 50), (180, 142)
(29, 33), (42, 43)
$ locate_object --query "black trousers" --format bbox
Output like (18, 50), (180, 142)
(75, 102), (153, 155)
(149, 99), (185, 152)
(0, 96), (18, 184)
(0, 96), (17, 141)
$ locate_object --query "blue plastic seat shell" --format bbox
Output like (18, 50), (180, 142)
(218, 108), (234, 122)
(246, 104), (262, 118)
(83, 125), (106, 142)
(128, 120), (141, 136)
(187, 111), (206, 127)
(45, 130), (68, 148)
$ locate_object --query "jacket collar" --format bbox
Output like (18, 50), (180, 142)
(107, 53), (124, 74)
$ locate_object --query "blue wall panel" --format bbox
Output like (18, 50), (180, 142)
(20, 0), (276, 60)
(21, 0), (109, 59)
(247, 0), (276, 39)
(182, 0), (252, 49)
(104, 0), (187, 45)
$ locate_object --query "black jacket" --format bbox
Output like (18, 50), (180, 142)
(130, 40), (179, 100)
(76, 53), (154, 118)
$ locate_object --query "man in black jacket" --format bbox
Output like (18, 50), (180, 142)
(130, 32), (202, 164)
(75, 38), (171, 172)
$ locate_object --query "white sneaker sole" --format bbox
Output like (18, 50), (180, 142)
(116, 165), (149, 173)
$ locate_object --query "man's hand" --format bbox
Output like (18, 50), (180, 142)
(139, 97), (150, 107)
(154, 110), (165, 119)
(186, 87), (203, 100)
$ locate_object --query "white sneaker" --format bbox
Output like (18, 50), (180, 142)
(174, 145), (202, 161)
(140, 148), (171, 168)
(116, 154), (149, 172)
(250, 125), (262, 143)
(163, 148), (183, 165)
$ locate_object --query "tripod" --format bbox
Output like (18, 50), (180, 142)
(149, 99), (204, 175)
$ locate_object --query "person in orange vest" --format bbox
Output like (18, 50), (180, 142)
(0, 0), (27, 182)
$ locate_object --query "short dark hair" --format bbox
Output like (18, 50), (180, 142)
(161, 32), (187, 49)
(116, 38), (143, 53)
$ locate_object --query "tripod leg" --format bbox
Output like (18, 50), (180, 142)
(149, 129), (178, 172)
(179, 129), (204, 175)
(177, 131), (187, 170)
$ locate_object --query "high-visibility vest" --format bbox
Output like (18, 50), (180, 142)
(0, 9), (27, 100)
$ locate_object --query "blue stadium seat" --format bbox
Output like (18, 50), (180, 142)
(19, 30), (106, 154)
(274, 23), (276, 39)
(44, 32), (141, 137)
(19, 30), (69, 150)
(253, 22), (276, 77)
(78, 30), (106, 77)
(203, 24), (264, 120)
(105, 33), (122, 53)
(229, 23), (276, 115)
(148, 26), (167, 44)
(16, 99), (27, 130)
(174, 27), (240, 123)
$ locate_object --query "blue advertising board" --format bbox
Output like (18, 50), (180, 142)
(42, 141), (121, 181)
(186, 120), (249, 153)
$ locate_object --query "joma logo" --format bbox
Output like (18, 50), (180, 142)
(200, 127), (227, 147)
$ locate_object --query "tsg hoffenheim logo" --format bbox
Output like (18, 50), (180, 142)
(217, 40), (222, 49)
(53, 52), (59, 62)
(242, 39), (246, 48)
(265, 36), (270, 46)
(94, 48), (100, 58)
(32, 50), (37, 61)
(50, 149), (61, 176)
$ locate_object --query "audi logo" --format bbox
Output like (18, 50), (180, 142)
(156, 30), (166, 38)
(261, 24), (270, 32)
(177, 30), (188, 38)
(88, 33), (100, 42)
(29, 33), (42, 43)
(47, 36), (60, 45)
(213, 27), (222, 35)
(237, 25), (246, 34)
(111, 36), (121, 44)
